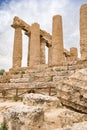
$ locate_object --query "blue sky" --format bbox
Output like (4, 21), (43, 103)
(0, 0), (87, 70)
(0, 0), (10, 5)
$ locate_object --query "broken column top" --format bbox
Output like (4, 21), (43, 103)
(53, 14), (62, 18)
(80, 4), (87, 9)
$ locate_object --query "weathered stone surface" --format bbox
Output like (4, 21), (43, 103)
(45, 108), (87, 129)
(54, 122), (87, 130)
(80, 4), (87, 60)
(53, 76), (67, 82)
(0, 81), (55, 89)
(48, 46), (52, 66)
(27, 34), (31, 66)
(12, 26), (22, 68)
(64, 49), (70, 63)
(40, 38), (46, 64)
(29, 23), (40, 67)
(4, 105), (44, 130)
(23, 93), (59, 109)
(52, 15), (64, 66)
(10, 78), (30, 83)
(70, 47), (78, 61)
(57, 68), (87, 113)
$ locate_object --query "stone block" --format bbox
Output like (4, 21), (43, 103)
(23, 93), (59, 110)
(4, 105), (44, 130)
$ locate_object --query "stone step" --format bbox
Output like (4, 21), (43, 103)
(0, 81), (56, 89)
(10, 75), (52, 83)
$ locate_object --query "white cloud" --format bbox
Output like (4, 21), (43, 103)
(0, 0), (86, 70)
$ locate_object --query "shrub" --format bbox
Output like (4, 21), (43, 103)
(21, 71), (25, 74)
(13, 95), (19, 101)
(0, 121), (8, 130)
(0, 69), (5, 75)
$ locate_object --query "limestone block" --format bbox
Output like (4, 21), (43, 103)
(70, 47), (78, 61)
(4, 105), (44, 130)
(56, 68), (87, 113)
(10, 78), (30, 83)
(54, 122), (87, 130)
(53, 76), (67, 82)
(23, 73), (29, 78)
(23, 93), (59, 109)
(45, 108), (87, 129)
(11, 74), (22, 79)
(52, 66), (67, 71)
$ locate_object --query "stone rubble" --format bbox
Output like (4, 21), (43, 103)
(57, 68), (87, 114)
(4, 104), (44, 130)
(54, 121), (87, 130)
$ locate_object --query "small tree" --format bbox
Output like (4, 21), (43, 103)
(0, 118), (8, 130)
(0, 69), (5, 75)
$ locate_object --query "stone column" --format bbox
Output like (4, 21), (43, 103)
(48, 45), (52, 66)
(29, 23), (40, 67)
(27, 33), (31, 66)
(12, 25), (22, 68)
(80, 4), (87, 60)
(70, 47), (78, 61)
(52, 15), (64, 66)
(66, 56), (70, 62)
(40, 38), (46, 64)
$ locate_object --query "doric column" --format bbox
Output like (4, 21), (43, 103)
(48, 45), (52, 66)
(80, 4), (87, 60)
(27, 33), (31, 66)
(66, 56), (70, 62)
(70, 47), (78, 61)
(40, 38), (46, 64)
(12, 25), (22, 68)
(29, 23), (40, 67)
(52, 15), (64, 66)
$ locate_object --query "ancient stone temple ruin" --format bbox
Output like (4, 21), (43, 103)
(11, 14), (78, 70)
(11, 5), (87, 70)
(0, 4), (87, 130)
